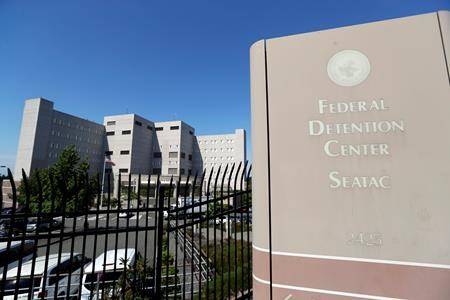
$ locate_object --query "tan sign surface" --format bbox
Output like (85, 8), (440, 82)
(251, 11), (450, 299)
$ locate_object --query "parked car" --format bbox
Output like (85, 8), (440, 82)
(0, 207), (29, 234)
(3, 253), (91, 299)
(0, 240), (35, 273)
(118, 211), (133, 218)
(26, 218), (63, 233)
(80, 248), (136, 299)
(215, 216), (228, 225)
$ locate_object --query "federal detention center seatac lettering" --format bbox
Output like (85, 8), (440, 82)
(307, 99), (404, 189)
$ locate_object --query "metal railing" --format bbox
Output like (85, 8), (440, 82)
(0, 163), (252, 299)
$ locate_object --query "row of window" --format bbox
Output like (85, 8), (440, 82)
(198, 139), (234, 144)
(106, 130), (132, 136)
(153, 151), (192, 160)
(106, 120), (154, 131)
(51, 130), (102, 145)
(201, 148), (235, 153)
(49, 143), (102, 155)
(105, 150), (130, 156)
(205, 156), (235, 161)
(154, 126), (194, 135)
(53, 118), (103, 135)
(48, 150), (101, 162)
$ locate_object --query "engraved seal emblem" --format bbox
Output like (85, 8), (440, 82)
(327, 50), (371, 87)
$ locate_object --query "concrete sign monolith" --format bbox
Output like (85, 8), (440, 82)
(251, 11), (450, 300)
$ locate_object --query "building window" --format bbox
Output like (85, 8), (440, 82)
(119, 168), (129, 173)
(147, 125), (153, 131)
(106, 131), (115, 136)
(122, 130), (131, 135)
(169, 151), (178, 158)
(189, 130), (194, 135)
(168, 168), (177, 175)
(153, 152), (162, 158)
(170, 126), (179, 130)
(155, 127), (163, 131)
(188, 154), (192, 161)
(152, 168), (161, 175)
(107, 121), (116, 126)
(180, 152), (186, 159)
(135, 121), (142, 126)
(120, 150), (130, 155)
(188, 169), (192, 175)
(105, 151), (113, 155)
(180, 168), (185, 175)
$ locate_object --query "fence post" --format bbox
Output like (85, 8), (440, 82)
(154, 186), (165, 298)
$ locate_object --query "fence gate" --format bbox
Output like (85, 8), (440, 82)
(0, 163), (252, 299)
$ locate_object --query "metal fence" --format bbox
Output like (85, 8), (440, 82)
(0, 163), (252, 299)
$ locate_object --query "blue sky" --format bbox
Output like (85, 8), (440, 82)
(0, 0), (449, 169)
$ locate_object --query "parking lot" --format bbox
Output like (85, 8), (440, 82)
(32, 210), (158, 264)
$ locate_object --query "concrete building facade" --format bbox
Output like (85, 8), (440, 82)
(14, 98), (105, 178)
(15, 98), (246, 182)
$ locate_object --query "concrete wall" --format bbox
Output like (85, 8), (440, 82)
(15, 100), (247, 188)
(153, 121), (196, 176)
(15, 98), (104, 178)
(196, 129), (247, 179)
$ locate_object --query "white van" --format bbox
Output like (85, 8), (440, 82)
(4, 253), (90, 299)
(80, 248), (136, 299)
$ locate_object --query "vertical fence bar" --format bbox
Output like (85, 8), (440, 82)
(29, 171), (44, 297)
(133, 173), (142, 299)
(65, 173), (79, 299)
(111, 172), (122, 298)
(54, 173), (68, 298)
(197, 171), (205, 298)
(227, 163), (235, 299)
(165, 176), (173, 298)
(220, 164), (229, 300)
(100, 173), (112, 297)
(143, 173), (151, 295)
(182, 174), (190, 300)
(154, 186), (165, 298)
(152, 174), (161, 296)
(0, 174), (2, 297)
(40, 172), (56, 299)
(13, 169), (29, 297)
(190, 173), (198, 298)
(0, 169), (16, 298)
(246, 165), (252, 296)
(120, 173), (132, 296)
(174, 175), (181, 299)
(89, 174), (102, 299)
(212, 166), (220, 300)
(233, 163), (242, 296)
(240, 162), (248, 296)
(77, 173), (91, 299)
(205, 168), (213, 299)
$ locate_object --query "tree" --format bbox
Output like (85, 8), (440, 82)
(18, 145), (99, 214)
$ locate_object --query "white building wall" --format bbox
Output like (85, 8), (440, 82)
(103, 114), (154, 176)
(15, 99), (246, 187)
(195, 129), (247, 176)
